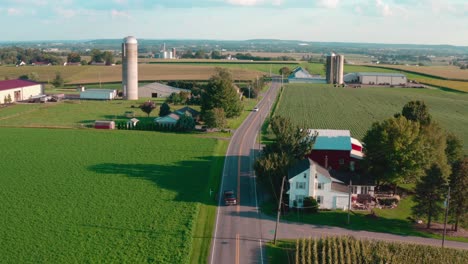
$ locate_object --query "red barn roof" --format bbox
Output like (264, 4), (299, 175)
(0, 79), (40, 91)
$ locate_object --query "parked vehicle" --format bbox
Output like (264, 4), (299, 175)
(252, 107), (259, 112)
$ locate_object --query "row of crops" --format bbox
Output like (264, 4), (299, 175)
(276, 84), (468, 153)
(291, 236), (467, 264)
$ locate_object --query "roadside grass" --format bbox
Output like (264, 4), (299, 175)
(265, 240), (295, 264)
(189, 140), (228, 264)
(0, 127), (220, 263)
(261, 197), (468, 243)
(276, 84), (468, 153)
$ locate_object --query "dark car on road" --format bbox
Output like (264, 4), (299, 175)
(223, 190), (237, 205)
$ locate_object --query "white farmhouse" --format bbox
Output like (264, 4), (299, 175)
(288, 158), (349, 210)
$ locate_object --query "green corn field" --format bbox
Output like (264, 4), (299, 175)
(292, 236), (467, 264)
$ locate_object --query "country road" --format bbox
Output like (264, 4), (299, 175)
(209, 79), (468, 264)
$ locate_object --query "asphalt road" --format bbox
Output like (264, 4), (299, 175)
(209, 79), (468, 264)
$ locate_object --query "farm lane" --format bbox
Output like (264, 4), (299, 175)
(209, 79), (468, 264)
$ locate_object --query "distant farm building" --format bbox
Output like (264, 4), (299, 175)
(307, 129), (364, 171)
(94, 120), (115, 129)
(0, 79), (44, 104)
(344, 72), (407, 86)
(139, 82), (190, 98)
(154, 106), (199, 126)
(80, 89), (117, 100)
(288, 67), (326, 84)
(326, 53), (344, 84)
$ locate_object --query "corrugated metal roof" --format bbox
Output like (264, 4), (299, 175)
(309, 129), (351, 151)
(0, 79), (39, 91)
(356, 72), (406, 77)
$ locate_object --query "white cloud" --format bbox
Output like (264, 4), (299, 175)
(111, 9), (131, 19)
(318, 0), (340, 9)
(7, 7), (22, 15)
(226, 0), (282, 6)
(376, 0), (392, 16)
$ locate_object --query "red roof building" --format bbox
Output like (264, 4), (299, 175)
(0, 79), (44, 103)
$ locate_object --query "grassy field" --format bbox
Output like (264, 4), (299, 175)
(0, 127), (223, 263)
(267, 236), (468, 264)
(276, 84), (468, 153)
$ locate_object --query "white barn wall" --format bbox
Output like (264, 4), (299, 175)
(0, 84), (43, 104)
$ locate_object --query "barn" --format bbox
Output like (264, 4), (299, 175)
(139, 82), (190, 98)
(307, 129), (364, 171)
(288, 67), (326, 84)
(344, 72), (407, 86)
(0, 79), (44, 104)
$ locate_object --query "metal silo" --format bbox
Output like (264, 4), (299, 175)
(326, 53), (335, 84)
(122, 36), (138, 100)
(335, 55), (344, 85)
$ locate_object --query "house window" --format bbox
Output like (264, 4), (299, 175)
(151, 93), (158, 98)
(352, 186), (358, 194)
(315, 173), (318, 179)
(350, 161), (355, 172)
(339, 158), (345, 165)
(296, 195), (305, 206)
(316, 195), (323, 204)
(316, 182), (324, 190)
(303, 173), (307, 179)
(362, 186), (369, 194)
(296, 182), (306, 189)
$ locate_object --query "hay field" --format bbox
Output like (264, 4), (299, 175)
(276, 84), (468, 153)
(364, 64), (468, 81)
(0, 64), (264, 84)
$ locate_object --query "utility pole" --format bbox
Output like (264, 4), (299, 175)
(347, 180), (352, 225)
(442, 186), (451, 248)
(273, 176), (286, 245)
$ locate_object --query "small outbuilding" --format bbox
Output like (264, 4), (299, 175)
(127, 118), (139, 127)
(288, 67), (326, 84)
(80, 89), (117, 100)
(94, 120), (115, 129)
(154, 113), (180, 126)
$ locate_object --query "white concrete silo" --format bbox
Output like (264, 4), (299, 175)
(335, 55), (344, 85)
(122, 36), (138, 100)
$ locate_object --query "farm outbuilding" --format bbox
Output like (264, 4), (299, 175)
(139, 82), (190, 98)
(344, 72), (407, 86)
(0, 79), (44, 104)
(288, 67), (326, 84)
(80, 89), (117, 100)
(95, 120), (115, 129)
(307, 129), (364, 171)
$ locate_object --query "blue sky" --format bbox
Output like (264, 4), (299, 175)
(1, 0), (467, 45)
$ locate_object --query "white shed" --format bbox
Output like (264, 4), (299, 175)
(80, 89), (117, 100)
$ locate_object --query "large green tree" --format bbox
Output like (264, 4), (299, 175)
(201, 68), (243, 118)
(445, 133), (463, 166)
(449, 157), (468, 231)
(159, 102), (171, 117)
(51, 72), (64, 88)
(67, 52), (81, 63)
(401, 100), (432, 126)
(362, 116), (426, 186)
(412, 164), (448, 229)
(203, 108), (227, 129)
(175, 115), (195, 132)
(254, 116), (317, 195)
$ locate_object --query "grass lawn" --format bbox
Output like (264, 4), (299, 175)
(262, 197), (468, 243)
(276, 84), (468, 153)
(0, 127), (223, 263)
